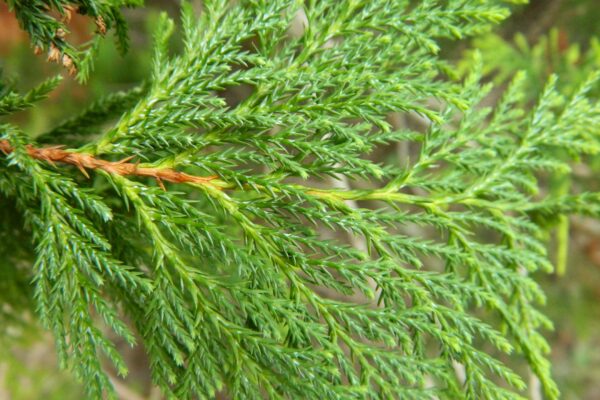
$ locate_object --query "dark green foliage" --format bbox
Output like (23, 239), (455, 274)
(1, 1), (600, 399)
(0, 75), (62, 116)
(3, 0), (142, 79)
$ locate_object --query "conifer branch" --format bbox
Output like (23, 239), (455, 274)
(0, 139), (221, 189)
(2, 1), (600, 399)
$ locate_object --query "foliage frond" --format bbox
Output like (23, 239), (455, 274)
(2, 1), (600, 399)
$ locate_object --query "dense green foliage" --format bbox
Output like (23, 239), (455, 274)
(4, 0), (140, 79)
(2, 0), (600, 399)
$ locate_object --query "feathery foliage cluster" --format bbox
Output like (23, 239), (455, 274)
(3, 0), (140, 79)
(2, 0), (600, 399)
(461, 28), (600, 98)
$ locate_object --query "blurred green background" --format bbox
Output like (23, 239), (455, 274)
(1, 0), (600, 398)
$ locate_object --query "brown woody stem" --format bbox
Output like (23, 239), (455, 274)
(0, 139), (220, 189)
